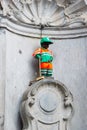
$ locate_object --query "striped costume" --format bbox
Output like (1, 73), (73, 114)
(33, 47), (53, 76)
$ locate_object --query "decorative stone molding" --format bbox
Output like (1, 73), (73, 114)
(20, 79), (73, 130)
(0, 0), (87, 38)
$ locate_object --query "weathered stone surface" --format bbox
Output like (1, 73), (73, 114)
(1, 0), (87, 27)
(1, 30), (86, 130)
(20, 78), (73, 130)
(0, 0), (87, 38)
(0, 0), (87, 130)
(0, 29), (6, 130)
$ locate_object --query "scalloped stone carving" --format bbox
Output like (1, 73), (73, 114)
(0, 0), (87, 38)
(20, 79), (73, 130)
(1, 0), (87, 27)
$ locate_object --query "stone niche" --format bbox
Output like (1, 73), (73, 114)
(0, 0), (87, 38)
(20, 78), (73, 130)
(0, 0), (87, 130)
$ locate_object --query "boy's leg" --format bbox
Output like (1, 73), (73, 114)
(46, 63), (53, 76)
(40, 62), (48, 76)
(41, 69), (47, 76)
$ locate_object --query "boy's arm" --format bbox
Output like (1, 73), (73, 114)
(35, 54), (41, 59)
(50, 56), (53, 62)
(49, 50), (53, 62)
(32, 48), (41, 59)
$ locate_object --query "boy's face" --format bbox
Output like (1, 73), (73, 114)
(41, 42), (49, 49)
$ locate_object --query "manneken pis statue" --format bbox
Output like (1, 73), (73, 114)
(33, 37), (53, 77)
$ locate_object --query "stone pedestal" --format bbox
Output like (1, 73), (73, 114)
(20, 78), (73, 130)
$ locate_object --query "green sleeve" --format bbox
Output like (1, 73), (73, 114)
(49, 56), (53, 62)
(35, 54), (41, 59)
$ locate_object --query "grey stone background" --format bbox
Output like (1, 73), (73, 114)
(0, 29), (87, 130)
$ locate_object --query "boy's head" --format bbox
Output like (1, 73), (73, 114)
(40, 37), (53, 49)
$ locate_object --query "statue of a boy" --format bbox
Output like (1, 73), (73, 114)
(33, 37), (53, 77)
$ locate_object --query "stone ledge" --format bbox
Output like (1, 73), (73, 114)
(0, 17), (87, 39)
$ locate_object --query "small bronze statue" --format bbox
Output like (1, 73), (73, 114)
(33, 37), (53, 77)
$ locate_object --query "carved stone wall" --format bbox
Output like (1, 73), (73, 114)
(0, 1), (87, 130)
(1, 0), (87, 26)
(0, 0), (87, 38)
(0, 29), (6, 130)
(20, 78), (73, 130)
(0, 30), (87, 130)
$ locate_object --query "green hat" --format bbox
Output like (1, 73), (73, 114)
(40, 37), (53, 46)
